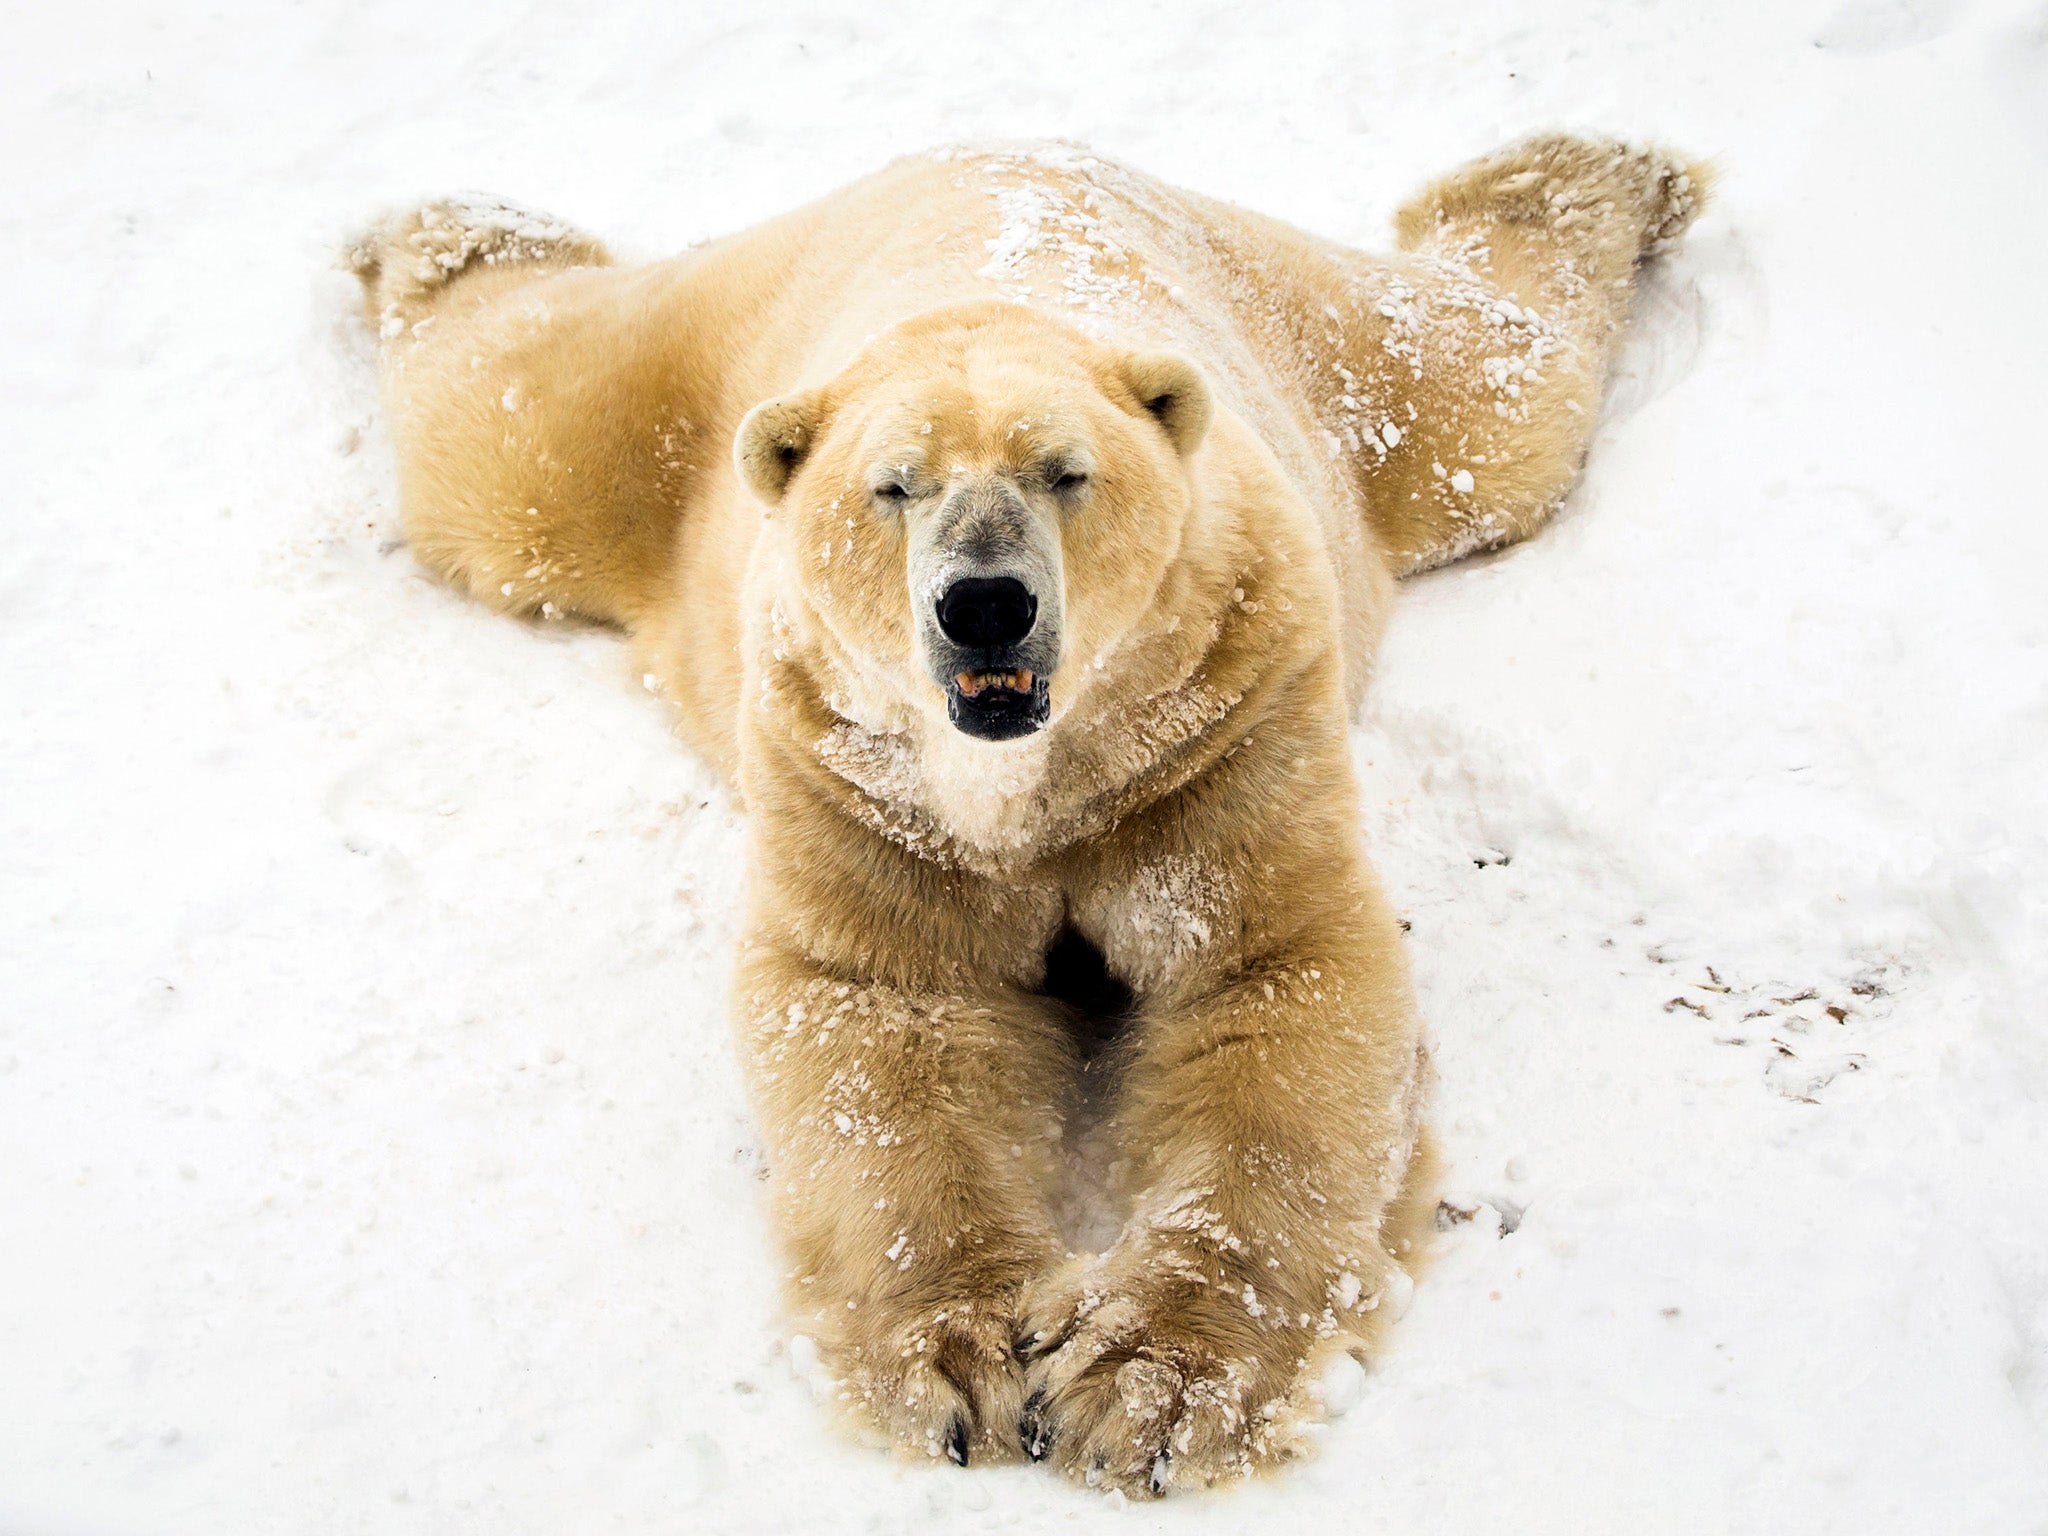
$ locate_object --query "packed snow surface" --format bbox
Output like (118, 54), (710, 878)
(4, 1), (2046, 1532)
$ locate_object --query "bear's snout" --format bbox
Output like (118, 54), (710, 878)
(936, 575), (1038, 649)
(926, 570), (1056, 742)
(915, 500), (1063, 741)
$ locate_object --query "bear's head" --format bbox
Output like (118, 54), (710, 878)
(735, 303), (1210, 744)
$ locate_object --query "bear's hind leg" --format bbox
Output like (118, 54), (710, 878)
(346, 194), (611, 339)
(347, 200), (688, 631)
(1362, 134), (1711, 574)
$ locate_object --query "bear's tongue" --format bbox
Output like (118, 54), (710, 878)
(954, 668), (1034, 698)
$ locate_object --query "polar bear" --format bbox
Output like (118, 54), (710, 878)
(350, 134), (1706, 1494)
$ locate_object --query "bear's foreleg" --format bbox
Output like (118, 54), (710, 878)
(1022, 873), (1425, 1494)
(736, 937), (1074, 1466)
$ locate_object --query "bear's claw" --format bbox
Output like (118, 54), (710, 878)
(1020, 1388), (1052, 1461)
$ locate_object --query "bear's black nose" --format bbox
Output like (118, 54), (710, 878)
(937, 576), (1037, 649)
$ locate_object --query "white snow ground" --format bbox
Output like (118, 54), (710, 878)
(4, 1), (2046, 1531)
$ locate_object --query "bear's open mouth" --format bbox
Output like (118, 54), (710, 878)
(945, 669), (1050, 740)
(954, 668), (1034, 697)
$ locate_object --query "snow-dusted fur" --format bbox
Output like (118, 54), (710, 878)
(353, 132), (1704, 1495)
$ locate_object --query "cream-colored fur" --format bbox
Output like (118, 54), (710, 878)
(350, 133), (1706, 1494)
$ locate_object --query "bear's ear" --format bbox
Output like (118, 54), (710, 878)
(1121, 351), (1212, 457)
(735, 390), (827, 504)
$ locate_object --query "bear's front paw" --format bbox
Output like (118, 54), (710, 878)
(821, 1297), (1030, 1468)
(1019, 1260), (1320, 1496)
